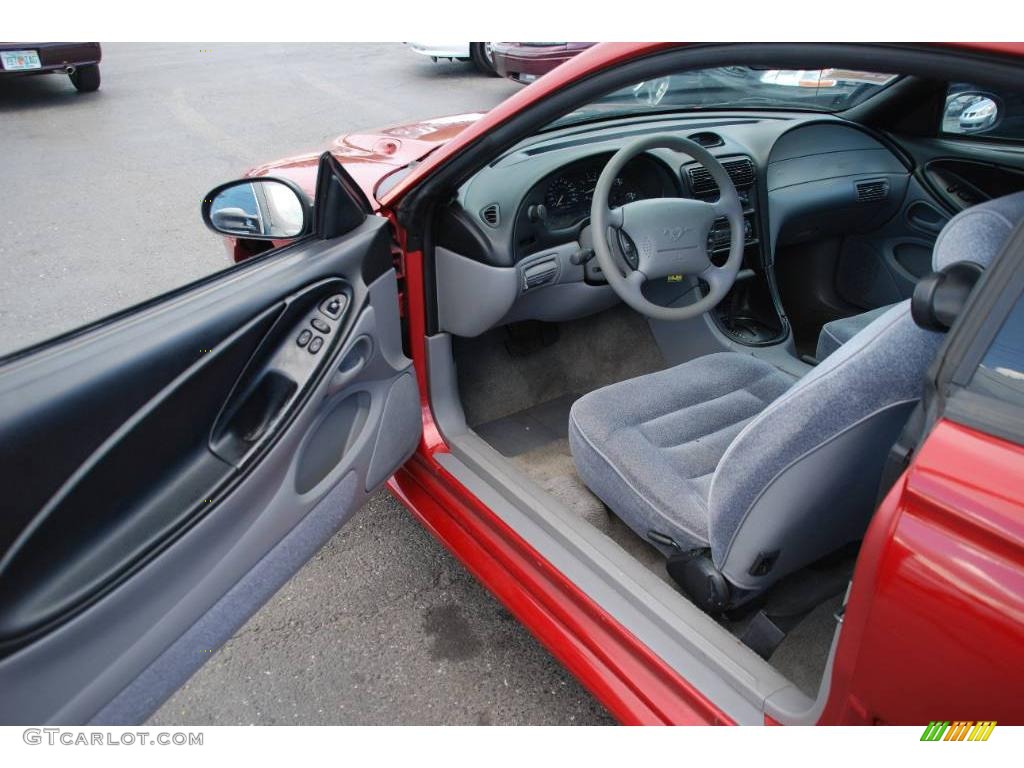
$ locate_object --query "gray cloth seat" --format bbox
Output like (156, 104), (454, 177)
(816, 304), (892, 360)
(569, 353), (796, 551)
(570, 190), (1024, 598)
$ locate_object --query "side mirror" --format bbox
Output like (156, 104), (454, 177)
(202, 177), (312, 239)
(911, 261), (984, 332)
(944, 91), (1001, 135)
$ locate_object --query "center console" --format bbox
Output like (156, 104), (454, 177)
(682, 156), (785, 346)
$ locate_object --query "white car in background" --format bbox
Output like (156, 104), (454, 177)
(405, 42), (497, 75)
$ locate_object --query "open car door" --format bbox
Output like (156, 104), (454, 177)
(0, 154), (422, 724)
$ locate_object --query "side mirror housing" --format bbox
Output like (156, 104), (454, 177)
(202, 177), (312, 240)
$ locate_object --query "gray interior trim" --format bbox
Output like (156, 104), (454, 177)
(720, 400), (916, 589)
(435, 246), (518, 337)
(91, 472), (361, 725)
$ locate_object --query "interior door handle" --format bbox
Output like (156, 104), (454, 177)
(326, 336), (372, 398)
(906, 201), (949, 235)
(210, 282), (350, 467)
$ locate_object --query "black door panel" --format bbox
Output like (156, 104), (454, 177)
(894, 134), (1024, 210)
(0, 303), (281, 647)
(924, 157), (1024, 210)
(0, 182), (421, 724)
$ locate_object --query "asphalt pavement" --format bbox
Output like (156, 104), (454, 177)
(1, 42), (613, 725)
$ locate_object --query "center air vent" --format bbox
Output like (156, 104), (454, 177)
(480, 203), (500, 227)
(686, 157), (756, 195)
(855, 179), (890, 203)
(687, 131), (724, 148)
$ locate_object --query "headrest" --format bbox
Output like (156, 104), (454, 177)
(933, 190), (1024, 271)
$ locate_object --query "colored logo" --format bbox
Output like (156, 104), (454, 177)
(920, 721), (996, 741)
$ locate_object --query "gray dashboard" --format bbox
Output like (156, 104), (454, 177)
(434, 112), (913, 337)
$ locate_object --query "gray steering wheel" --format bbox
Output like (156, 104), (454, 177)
(591, 134), (745, 321)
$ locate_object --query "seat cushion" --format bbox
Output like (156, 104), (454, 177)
(568, 352), (796, 556)
(816, 304), (893, 360)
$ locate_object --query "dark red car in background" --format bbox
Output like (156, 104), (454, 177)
(0, 42), (101, 91)
(492, 41), (594, 83)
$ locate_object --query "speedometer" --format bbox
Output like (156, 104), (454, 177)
(544, 178), (580, 212)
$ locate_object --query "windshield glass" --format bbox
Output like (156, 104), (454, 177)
(550, 67), (897, 128)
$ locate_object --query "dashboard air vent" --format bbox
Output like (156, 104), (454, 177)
(855, 179), (890, 203)
(687, 157), (756, 195)
(687, 131), (724, 148)
(480, 203), (500, 227)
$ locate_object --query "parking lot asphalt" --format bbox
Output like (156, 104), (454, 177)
(1, 43), (613, 725)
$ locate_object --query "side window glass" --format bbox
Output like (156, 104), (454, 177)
(942, 82), (1024, 141)
(970, 291), (1024, 408)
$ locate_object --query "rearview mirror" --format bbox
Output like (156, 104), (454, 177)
(202, 177), (311, 239)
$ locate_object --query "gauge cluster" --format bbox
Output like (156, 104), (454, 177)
(542, 167), (649, 227)
(515, 153), (677, 259)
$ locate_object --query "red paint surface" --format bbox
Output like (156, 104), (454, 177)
(822, 420), (1024, 725)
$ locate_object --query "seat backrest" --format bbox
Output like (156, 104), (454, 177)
(708, 190), (1024, 591)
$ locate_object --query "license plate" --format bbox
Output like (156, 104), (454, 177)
(1, 50), (42, 71)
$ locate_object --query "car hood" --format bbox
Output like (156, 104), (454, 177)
(244, 112), (484, 207)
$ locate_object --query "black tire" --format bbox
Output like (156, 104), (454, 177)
(70, 63), (101, 92)
(469, 43), (498, 77)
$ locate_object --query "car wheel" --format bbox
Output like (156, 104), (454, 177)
(470, 43), (498, 77)
(70, 64), (101, 92)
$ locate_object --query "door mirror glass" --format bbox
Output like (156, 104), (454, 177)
(943, 90), (1001, 135)
(203, 178), (310, 239)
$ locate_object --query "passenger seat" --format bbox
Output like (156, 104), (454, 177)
(816, 304), (893, 360)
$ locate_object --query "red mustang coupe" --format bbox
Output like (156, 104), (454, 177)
(2, 42), (1024, 727)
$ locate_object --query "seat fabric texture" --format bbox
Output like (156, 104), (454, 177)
(569, 190), (1024, 592)
(816, 304), (890, 360)
(568, 352), (796, 556)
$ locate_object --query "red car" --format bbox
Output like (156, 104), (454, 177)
(0, 42), (101, 91)
(491, 42), (595, 83)
(2, 42), (1024, 727)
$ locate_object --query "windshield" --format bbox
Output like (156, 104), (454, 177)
(550, 67), (898, 129)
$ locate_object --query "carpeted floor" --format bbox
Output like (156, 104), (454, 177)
(454, 304), (665, 427)
(454, 303), (838, 700)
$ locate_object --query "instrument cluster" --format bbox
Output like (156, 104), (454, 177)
(539, 155), (666, 229)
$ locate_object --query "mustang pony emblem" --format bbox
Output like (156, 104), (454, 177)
(663, 226), (692, 241)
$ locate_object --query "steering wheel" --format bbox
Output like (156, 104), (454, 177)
(591, 134), (745, 321)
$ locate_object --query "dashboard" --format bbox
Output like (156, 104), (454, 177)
(433, 112), (914, 338)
